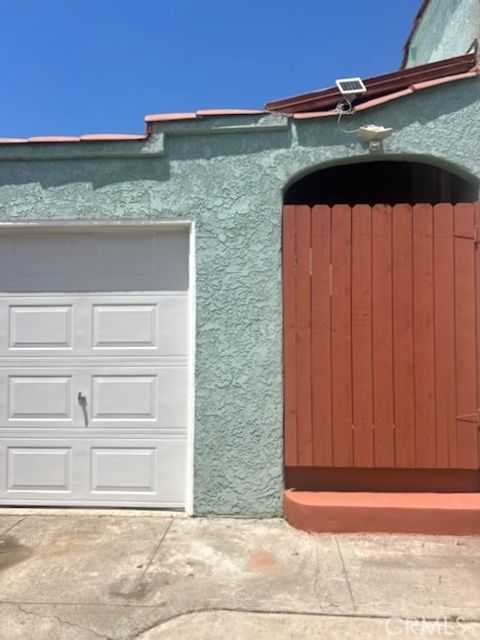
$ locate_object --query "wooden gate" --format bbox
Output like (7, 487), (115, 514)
(283, 203), (480, 472)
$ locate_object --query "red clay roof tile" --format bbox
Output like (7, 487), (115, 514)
(353, 88), (414, 111)
(27, 136), (80, 143)
(0, 50), (477, 145)
(79, 133), (145, 141)
(411, 68), (479, 90)
(265, 52), (478, 116)
(144, 112), (197, 123)
(195, 109), (264, 116)
(0, 138), (29, 144)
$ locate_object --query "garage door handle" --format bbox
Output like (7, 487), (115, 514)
(77, 392), (89, 427)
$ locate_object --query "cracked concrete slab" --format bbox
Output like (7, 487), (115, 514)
(0, 514), (173, 605)
(0, 515), (26, 536)
(1, 511), (480, 639)
(337, 534), (480, 619)
(136, 610), (480, 640)
(0, 603), (169, 640)
(139, 517), (352, 614)
(0, 603), (99, 640)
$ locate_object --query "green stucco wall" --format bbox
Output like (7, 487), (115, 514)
(0, 78), (478, 516)
(405, 0), (479, 67)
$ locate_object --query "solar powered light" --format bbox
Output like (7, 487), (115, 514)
(357, 124), (394, 151)
(335, 77), (367, 98)
(334, 77), (367, 117)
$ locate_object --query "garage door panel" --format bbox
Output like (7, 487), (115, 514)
(91, 447), (156, 494)
(87, 367), (188, 428)
(9, 305), (73, 350)
(0, 438), (186, 506)
(7, 447), (71, 493)
(8, 375), (73, 421)
(1, 366), (188, 430)
(0, 298), (76, 356)
(0, 231), (189, 292)
(90, 297), (189, 355)
(93, 305), (157, 349)
(0, 371), (76, 427)
(91, 376), (157, 421)
(0, 295), (189, 358)
(4, 235), (76, 287)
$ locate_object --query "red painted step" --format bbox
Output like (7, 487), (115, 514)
(285, 490), (480, 535)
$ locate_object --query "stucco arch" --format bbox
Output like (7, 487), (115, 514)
(282, 154), (479, 206)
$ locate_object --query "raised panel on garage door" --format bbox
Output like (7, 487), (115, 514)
(0, 369), (76, 427)
(82, 367), (188, 429)
(87, 295), (189, 357)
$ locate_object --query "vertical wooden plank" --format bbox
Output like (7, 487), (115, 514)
(283, 205), (298, 467)
(433, 204), (456, 468)
(295, 205), (313, 466)
(413, 204), (437, 468)
(372, 204), (395, 467)
(392, 204), (416, 468)
(454, 203), (478, 469)
(311, 205), (333, 466)
(351, 205), (374, 467)
(475, 202), (480, 467)
(331, 204), (353, 466)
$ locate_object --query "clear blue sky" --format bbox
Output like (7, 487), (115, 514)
(0, 0), (421, 137)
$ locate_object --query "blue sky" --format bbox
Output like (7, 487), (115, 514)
(0, 0), (421, 137)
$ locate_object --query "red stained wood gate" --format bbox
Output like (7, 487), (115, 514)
(283, 203), (480, 474)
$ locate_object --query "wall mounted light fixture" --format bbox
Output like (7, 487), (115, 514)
(358, 124), (394, 151)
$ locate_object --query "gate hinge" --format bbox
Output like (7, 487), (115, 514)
(454, 226), (480, 246)
(457, 409), (480, 427)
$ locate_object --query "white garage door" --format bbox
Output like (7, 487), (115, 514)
(0, 227), (191, 508)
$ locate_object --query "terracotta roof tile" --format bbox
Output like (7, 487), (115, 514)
(0, 133), (148, 145)
(411, 68), (479, 90)
(144, 112), (197, 123)
(27, 136), (80, 143)
(145, 109), (265, 123)
(195, 109), (264, 116)
(265, 52), (478, 117)
(353, 88), (414, 111)
(0, 52), (477, 145)
(0, 138), (28, 144)
(79, 133), (145, 141)
(0, 109), (270, 145)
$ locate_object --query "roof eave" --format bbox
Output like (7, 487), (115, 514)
(265, 52), (477, 114)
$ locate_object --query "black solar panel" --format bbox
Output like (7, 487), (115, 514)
(336, 78), (367, 95)
(339, 81), (363, 91)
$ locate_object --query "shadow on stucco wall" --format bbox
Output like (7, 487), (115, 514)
(0, 157), (170, 190)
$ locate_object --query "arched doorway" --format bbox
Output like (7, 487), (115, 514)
(283, 160), (480, 493)
(284, 160), (478, 206)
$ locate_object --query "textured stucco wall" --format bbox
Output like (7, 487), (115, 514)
(405, 0), (480, 67)
(0, 78), (478, 516)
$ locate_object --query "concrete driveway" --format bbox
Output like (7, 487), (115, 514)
(0, 508), (480, 639)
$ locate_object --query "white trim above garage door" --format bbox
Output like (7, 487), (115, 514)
(0, 221), (194, 510)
